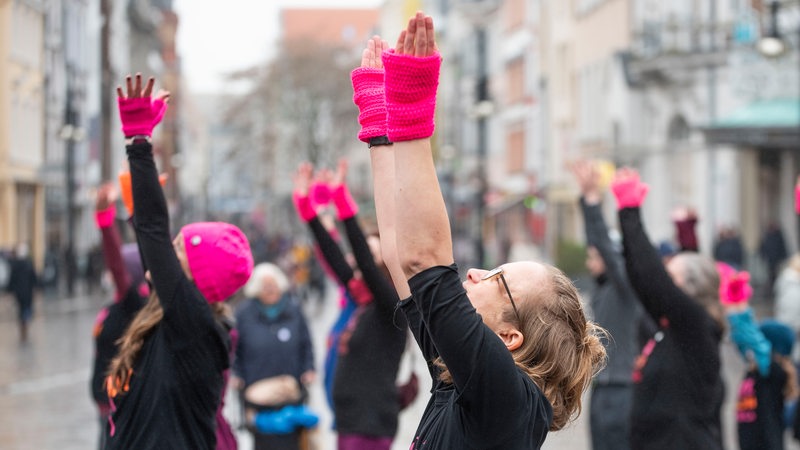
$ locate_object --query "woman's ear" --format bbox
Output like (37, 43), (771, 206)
(498, 328), (524, 352)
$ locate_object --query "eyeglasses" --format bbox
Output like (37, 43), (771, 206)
(481, 267), (522, 324)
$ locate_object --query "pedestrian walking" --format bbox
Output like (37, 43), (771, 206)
(7, 242), (38, 342)
(761, 224), (789, 298)
(103, 74), (253, 450)
(360, 15), (606, 449)
(611, 168), (725, 450)
(292, 159), (413, 450)
(89, 182), (148, 450)
(569, 160), (645, 450)
(233, 262), (317, 450)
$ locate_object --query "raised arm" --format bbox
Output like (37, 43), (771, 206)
(94, 183), (131, 299)
(385, 14), (452, 279)
(117, 74), (184, 306)
(570, 160), (633, 296)
(292, 163), (354, 286)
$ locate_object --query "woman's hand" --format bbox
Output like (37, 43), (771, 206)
(116, 73), (170, 137)
(95, 182), (118, 212)
(361, 35), (388, 69)
(292, 162), (314, 197)
(569, 159), (602, 204)
(610, 167), (649, 210)
(394, 11), (438, 57)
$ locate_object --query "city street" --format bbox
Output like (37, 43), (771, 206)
(1, 286), (799, 449)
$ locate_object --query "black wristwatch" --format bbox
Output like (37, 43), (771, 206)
(368, 135), (393, 148)
(125, 135), (151, 146)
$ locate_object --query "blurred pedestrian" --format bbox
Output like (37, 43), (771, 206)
(714, 226), (745, 270)
(89, 182), (147, 450)
(570, 160), (645, 450)
(292, 159), (412, 450)
(104, 74), (253, 450)
(775, 254), (800, 360)
(7, 242), (38, 342)
(760, 224), (789, 298)
(673, 206), (699, 252)
(363, 17), (606, 448)
(611, 168), (725, 449)
(233, 262), (317, 450)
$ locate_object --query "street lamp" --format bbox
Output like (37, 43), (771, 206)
(60, 93), (84, 297)
(758, 1), (787, 57)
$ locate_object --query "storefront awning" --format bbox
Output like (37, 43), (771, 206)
(701, 98), (800, 149)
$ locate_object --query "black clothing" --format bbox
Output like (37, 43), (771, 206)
(91, 286), (146, 406)
(7, 256), (37, 322)
(619, 208), (724, 450)
(713, 236), (745, 269)
(307, 216), (407, 438)
(104, 142), (229, 450)
(737, 361), (787, 450)
(400, 265), (552, 449)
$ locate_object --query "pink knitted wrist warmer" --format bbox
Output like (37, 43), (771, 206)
(331, 184), (358, 220)
(795, 184), (800, 215)
(351, 67), (387, 142)
(292, 192), (317, 222)
(611, 179), (649, 210)
(118, 97), (168, 137)
(382, 50), (440, 142)
(95, 206), (116, 229)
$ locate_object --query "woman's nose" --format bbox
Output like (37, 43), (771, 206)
(466, 268), (484, 283)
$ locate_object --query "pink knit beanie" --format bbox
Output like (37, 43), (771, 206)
(180, 222), (254, 303)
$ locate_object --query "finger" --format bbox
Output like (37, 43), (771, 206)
(414, 13), (427, 57)
(404, 17), (416, 55)
(395, 30), (407, 55)
(142, 77), (155, 97)
(425, 16), (436, 55)
(378, 39), (389, 68)
(367, 37), (376, 67)
(361, 48), (370, 68)
(125, 76), (133, 97)
(116, 86), (124, 98)
(134, 74), (142, 98)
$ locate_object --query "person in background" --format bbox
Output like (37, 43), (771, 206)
(89, 182), (148, 450)
(612, 168), (725, 449)
(721, 262), (798, 450)
(673, 206), (699, 253)
(361, 15), (606, 448)
(570, 159), (644, 450)
(761, 223), (789, 299)
(714, 226), (745, 270)
(7, 242), (38, 342)
(233, 262), (317, 450)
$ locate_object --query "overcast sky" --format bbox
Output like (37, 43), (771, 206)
(174, 0), (382, 94)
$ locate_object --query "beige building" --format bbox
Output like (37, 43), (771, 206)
(0, 0), (47, 267)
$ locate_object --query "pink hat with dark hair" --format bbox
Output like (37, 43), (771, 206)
(180, 222), (254, 303)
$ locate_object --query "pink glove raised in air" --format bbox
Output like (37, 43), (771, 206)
(309, 181), (331, 211)
(118, 97), (168, 137)
(610, 172), (649, 210)
(292, 192), (317, 223)
(351, 67), (387, 142)
(331, 184), (358, 221)
(718, 264), (753, 305)
(381, 50), (440, 142)
(94, 205), (116, 229)
(795, 180), (800, 215)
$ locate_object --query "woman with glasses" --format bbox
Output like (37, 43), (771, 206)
(352, 13), (607, 449)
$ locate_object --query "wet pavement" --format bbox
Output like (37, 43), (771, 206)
(1, 287), (799, 449)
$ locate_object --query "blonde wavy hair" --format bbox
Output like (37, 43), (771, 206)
(436, 265), (607, 431)
(106, 293), (232, 397)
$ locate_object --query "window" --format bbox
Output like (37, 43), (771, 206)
(506, 125), (525, 173)
(506, 58), (525, 105)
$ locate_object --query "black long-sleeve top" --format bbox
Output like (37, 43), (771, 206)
(91, 219), (146, 407)
(104, 142), (229, 450)
(398, 265), (552, 449)
(619, 207), (723, 450)
(305, 215), (407, 438)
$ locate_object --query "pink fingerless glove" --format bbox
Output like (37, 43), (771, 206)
(351, 67), (387, 142)
(795, 183), (800, 215)
(95, 206), (116, 229)
(611, 175), (649, 210)
(382, 50), (440, 142)
(292, 192), (317, 222)
(310, 181), (331, 210)
(718, 267), (753, 305)
(331, 184), (358, 220)
(118, 97), (168, 137)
